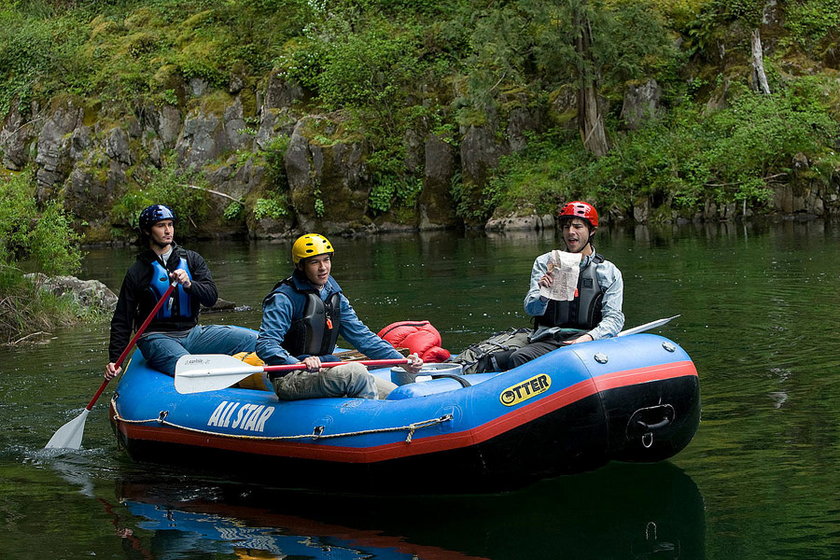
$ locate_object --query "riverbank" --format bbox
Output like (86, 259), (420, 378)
(0, 270), (106, 346)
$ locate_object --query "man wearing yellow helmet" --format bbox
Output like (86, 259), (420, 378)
(256, 233), (423, 400)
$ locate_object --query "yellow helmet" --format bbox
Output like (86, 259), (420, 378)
(291, 233), (334, 265)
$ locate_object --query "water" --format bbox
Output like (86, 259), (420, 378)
(2, 221), (840, 559)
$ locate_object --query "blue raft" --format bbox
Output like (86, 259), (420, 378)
(110, 332), (700, 492)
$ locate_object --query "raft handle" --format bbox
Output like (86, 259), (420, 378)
(626, 404), (675, 446)
(636, 417), (671, 431)
(430, 373), (472, 388)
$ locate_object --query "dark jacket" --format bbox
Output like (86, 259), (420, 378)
(108, 243), (217, 362)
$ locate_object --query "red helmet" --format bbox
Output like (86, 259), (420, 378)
(558, 201), (598, 228)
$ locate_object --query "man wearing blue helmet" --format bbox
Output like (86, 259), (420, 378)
(104, 204), (256, 378)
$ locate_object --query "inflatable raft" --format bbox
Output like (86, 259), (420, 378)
(109, 332), (700, 492)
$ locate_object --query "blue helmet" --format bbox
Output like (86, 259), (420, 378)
(139, 204), (176, 231)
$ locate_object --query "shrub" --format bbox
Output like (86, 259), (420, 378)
(0, 167), (86, 343)
(254, 196), (290, 220)
(0, 169), (82, 275)
(480, 83), (838, 220)
(110, 163), (209, 236)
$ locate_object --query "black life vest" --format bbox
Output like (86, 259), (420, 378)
(534, 253), (605, 331)
(267, 274), (342, 358)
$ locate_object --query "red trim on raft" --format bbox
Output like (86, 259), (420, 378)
(114, 360), (698, 464)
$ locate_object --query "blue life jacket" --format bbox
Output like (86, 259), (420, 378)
(265, 271), (342, 358)
(149, 257), (193, 319)
(535, 253), (605, 330)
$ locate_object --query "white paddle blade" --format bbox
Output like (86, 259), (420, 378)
(44, 408), (90, 450)
(174, 354), (264, 394)
(618, 314), (680, 337)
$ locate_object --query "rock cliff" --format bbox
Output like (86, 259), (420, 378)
(2, 68), (837, 242)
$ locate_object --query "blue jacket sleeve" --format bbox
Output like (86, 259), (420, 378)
(255, 292), (300, 366)
(523, 253), (551, 317)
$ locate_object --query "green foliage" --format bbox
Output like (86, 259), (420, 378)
(312, 185), (326, 218)
(681, 0), (780, 60)
(110, 163), (209, 236)
(368, 176), (423, 214)
(253, 197), (289, 220)
(459, 0), (676, 116)
(639, 0), (710, 27)
(480, 83), (838, 220)
(0, 169), (82, 275)
(317, 30), (416, 109)
(456, 132), (593, 222)
(262, 135), (291, 189)
(0, 0), (314, 110)
(223, 201), (244, 221)
(0, 9), (88, 113)
(782, 0), (840, 53)
(2, 0), (840, 230)
(365, 146), (422, 214)
(0, 166), (89, 343)
(277, 38), (327, 91)
(28, 203), (85, 276)
(0, 266), (89, 345)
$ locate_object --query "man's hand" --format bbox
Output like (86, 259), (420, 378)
(170, 269), (192, 288)
(401, 353), (423, 374)
(301, 356), (322, 372)
(562, 334), (593, 345)
(104, 362), (121, 380)
(538, 272), (554, 288)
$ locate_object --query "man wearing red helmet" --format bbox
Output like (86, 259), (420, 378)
(504, 201), (625, 368)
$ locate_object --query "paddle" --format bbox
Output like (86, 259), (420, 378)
(174, 354), (410, 394)
(45, 281), (178, 450)
(617, 314), (680, 337)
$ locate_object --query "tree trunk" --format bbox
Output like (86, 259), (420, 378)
(575, 9), (609, 156)
(751, 28), (771, 95)
(578, 83), (608, 156)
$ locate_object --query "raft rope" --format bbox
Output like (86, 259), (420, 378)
(111, 398), (453, 444)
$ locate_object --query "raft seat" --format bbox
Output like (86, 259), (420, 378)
(385, 372), (502, 400)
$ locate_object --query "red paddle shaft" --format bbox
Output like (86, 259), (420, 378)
(262, 358), (410, 373)
(85, 281), (178, 410)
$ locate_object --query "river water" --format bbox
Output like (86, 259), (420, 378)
(2, 221), (839, 559)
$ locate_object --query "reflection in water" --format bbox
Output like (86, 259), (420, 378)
(113, 461), (704, 560)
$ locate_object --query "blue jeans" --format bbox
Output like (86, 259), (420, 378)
(137, 325), (257, 375)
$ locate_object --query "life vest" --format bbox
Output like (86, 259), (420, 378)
(535, 253), (605, 330)
(266, 273), (342, 358)
(149, 257), (192, 319)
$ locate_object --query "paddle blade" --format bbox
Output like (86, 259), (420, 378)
(44, 408), (90, 450)
(618, 314), (680, 337)
(174, 354), (264, 394)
